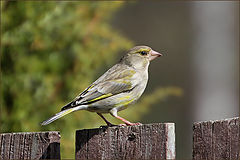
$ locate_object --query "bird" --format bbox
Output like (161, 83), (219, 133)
(41, 45), (162, 126)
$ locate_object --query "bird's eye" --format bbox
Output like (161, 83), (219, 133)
(140, 51), (148, 55)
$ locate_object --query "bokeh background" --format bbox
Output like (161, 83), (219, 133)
(1, 1), (239, 159)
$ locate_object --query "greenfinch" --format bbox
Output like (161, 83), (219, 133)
(41, 46), (162, 126)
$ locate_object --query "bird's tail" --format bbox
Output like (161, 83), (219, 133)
(41, 105), (87, 126)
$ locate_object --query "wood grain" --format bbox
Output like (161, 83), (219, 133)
(193, 117), (239, 160)
(0, 131), (60, 159)
(75, 123), (175, 160)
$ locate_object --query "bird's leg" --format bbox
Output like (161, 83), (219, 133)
(115, 115), (142, 126)
(97, 113), (116, 127)
(110, 109), (142, 126)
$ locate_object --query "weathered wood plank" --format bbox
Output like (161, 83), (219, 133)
(193, 117), (239, 160)
(229, 118), (239, 159)
(0, 131), (61, 159)
(76, 123), (175, 160)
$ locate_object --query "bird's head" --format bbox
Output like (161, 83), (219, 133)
(120, 46), (162, 69)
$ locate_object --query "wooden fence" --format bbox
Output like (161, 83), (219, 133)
(76, 123), (175, 159)
(0, 131), (60, 159)
(193, 117), (239, 160)
(0, 117), (239, 159)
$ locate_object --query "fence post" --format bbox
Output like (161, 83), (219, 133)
(193, 117), (239, 160)
(0, 131), (61, 159)
(75, 123), (175, 159)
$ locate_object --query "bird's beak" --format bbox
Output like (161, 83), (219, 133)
(149, 50), (162, 61)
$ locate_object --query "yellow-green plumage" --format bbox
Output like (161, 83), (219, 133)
(87, 93), (113, 103)
(41, 46), (162, 126)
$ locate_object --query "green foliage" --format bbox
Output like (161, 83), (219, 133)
(1, 1), (182, 158)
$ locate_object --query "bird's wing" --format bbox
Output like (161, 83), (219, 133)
(61, 66), (137, 111)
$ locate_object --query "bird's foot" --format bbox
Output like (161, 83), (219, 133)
(107, 123), (118, 127)
(120, 122), (142, 126)
(100, 122), (118, 128)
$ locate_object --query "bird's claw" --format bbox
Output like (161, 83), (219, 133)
(100, 123), (118, 128)
(101, 122), (142, 128)
(120, 122), (142, 126)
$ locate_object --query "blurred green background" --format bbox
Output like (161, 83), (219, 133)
(1, 1), (238, 159)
